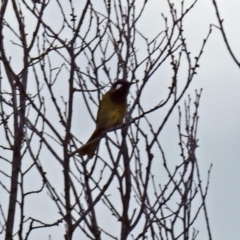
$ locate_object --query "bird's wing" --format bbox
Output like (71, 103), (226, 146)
(95, 92), (108, 128)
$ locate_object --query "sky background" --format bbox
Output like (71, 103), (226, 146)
(179, 0), (240, 239)
(1, 0), (240, 239)
(152, 1), (240, 239)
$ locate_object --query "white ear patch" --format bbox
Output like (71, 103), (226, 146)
(115, 83), (123, 90)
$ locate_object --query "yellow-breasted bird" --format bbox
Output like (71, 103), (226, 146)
(79, 79), (135, 158)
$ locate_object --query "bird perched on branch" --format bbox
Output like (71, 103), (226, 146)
(79, 79), (136, 159)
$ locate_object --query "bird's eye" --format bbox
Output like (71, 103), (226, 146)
(115, 83), (123, 90)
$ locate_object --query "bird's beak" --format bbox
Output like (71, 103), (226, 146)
(130, 80), (139, 85)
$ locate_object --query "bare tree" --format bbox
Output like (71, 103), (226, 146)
(0, 0), (212, 239)
(212, 0), (240, 69)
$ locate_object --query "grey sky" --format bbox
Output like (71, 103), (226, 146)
(182, 0), (240, 239)
(1, 0), (240, 239)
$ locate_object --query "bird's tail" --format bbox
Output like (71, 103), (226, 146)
(78, 128), (104, 159)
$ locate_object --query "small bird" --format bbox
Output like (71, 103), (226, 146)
(79, 79), (135, 158)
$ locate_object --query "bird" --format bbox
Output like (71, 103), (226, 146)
(78, 79), (136, 158)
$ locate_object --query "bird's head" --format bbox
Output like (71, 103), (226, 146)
(110, 80), (137, 103)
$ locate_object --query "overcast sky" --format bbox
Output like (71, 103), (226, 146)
(1, 0), (240, 239)
(139, 0), (240, 239)
(177, 0), (240, 239)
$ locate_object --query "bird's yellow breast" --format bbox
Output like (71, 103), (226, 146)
(96, 92), (127, 130)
